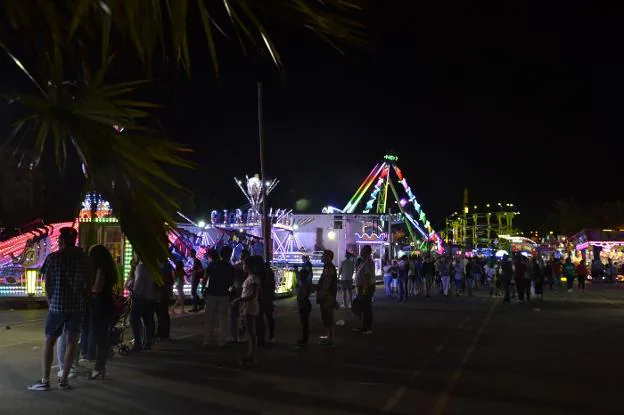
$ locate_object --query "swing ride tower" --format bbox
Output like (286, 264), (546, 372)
(340, 154), (442, 252)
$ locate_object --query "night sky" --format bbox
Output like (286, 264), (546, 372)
(2, 2), (621, 232)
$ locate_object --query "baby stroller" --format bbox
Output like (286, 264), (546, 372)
(109, 295), (131, 358)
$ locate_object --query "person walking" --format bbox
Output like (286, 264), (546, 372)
(295, 264), (312, 347)
(232, 255), (263, 366)
(317, 250), (338, 346)
(338, 252), (356, 307)
(189, 249), (204, 312)
(29, 227), (93, 391)
(202, 247), (234, 348)
(485, 260), (497, 297)
(353, 245), (375, 334)
(86, 245), (119, 380)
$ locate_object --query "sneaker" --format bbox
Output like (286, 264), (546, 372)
(320, 339), (335, 347)
(58, 379), (71, 390)
(28, 379), (50, 391)
(360, 330), (373, 335)
(57, 369), (77, 379)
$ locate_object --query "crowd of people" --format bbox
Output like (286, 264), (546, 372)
(375, 252), (615, 304)
(29, 226), (613, 391)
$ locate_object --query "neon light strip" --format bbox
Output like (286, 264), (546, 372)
(379, 166), (389, 213)
(578, 241), (624, 249)
(343, 163), (385, 213)
(363, 178), (384, 214)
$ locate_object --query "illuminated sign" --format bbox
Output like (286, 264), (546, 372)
(383, 154), (399, 162)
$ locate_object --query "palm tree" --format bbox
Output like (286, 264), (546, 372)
(551, 198), (582, 235)
(0, 1), (366, 281)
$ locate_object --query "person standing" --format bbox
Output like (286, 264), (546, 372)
(501, 255), (513, 303)
(317, 250), (338, 346)
(229, 250), (249, 342)
(338, 252), (356, 307)
(453, 258), (464, 296)
(485, 260), (497, 297)
(513, 255), (527, 304)
(552, 258), (563, 288)
(189, 249), (204, 313)
(439, 256), (451, 297)
(532, 257), (544, 300)
(295, 263), (312, 347)
(576, 260), (588, 292)
(354, 245), (375, 334)
(128, 259), (156, 352)
(465, 258), (475, 297)
(257, 262), (276, 346)
(202, 247), (234, 348)
(232, 255), (263, 366)
(397, 256), (410, 302)
(544, 259), (554, 290)
(423, 256), (435, 297)
(563, 257), (577, 292)
(86, 245), (119, 380)
(29, 227), (93, 391)
(382, 260), (393, 297)
(156, 259), (174, 340)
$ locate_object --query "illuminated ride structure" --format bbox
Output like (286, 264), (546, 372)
(324, 154), (442, 253)
(444, 189), (519, 250)
(0, 180), (301, 298)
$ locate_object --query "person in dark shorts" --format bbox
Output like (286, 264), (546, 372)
(316, 250), (338, 346)
(29, 227), (93, 391)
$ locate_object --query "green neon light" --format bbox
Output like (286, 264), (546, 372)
(123, 237), (133, 282)
(384, 154), (399, 162)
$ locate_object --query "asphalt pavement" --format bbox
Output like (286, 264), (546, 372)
(1, 284), (623, 415)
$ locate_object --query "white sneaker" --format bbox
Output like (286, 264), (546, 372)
(57, 369), (76, 379)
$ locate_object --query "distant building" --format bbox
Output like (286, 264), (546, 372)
(0, 148), (43, 226)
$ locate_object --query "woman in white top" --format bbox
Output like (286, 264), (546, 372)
(232, 255), (262, 366)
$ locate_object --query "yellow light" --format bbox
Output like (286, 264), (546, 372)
(26, 269), (38, 295)
(464, 207), (469, 214)
(328, 230), (336, 240)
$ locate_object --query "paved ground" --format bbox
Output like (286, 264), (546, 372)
(1, 285), (624, 415)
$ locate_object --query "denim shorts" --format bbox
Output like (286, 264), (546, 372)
(45, 312), (83, 338)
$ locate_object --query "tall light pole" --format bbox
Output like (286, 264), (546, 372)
(258, 82), (271, 261)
